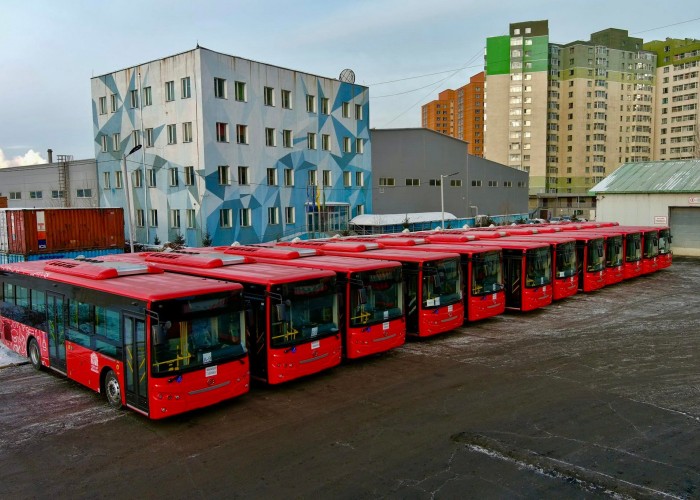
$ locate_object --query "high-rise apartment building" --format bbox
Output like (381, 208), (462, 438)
(644, 37), (700, 160)
(91, 46), (371, 246)
(485, 21), (656, 216)
(421, 72), (485, 156)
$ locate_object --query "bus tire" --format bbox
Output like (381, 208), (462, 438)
(28, 338), (42, 371)
(104, 370), (123, 410)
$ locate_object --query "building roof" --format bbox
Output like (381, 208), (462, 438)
(590, 160), (700, 194)
(351, 212), (457, 227)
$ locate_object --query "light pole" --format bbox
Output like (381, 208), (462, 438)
(440, 172), (459, 229)
(121, 144), (142, 253)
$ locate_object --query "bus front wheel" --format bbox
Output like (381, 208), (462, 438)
(28, 338), (42, 371)
(104, 370), (123, 410)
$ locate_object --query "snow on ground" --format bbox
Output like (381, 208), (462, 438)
(0, 343), (27, 368)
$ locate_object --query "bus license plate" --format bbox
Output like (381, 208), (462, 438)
(205, 365), (218, 377)
(311, 340), (320, 350)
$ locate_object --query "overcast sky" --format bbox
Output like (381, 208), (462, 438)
(1, 0), (698, 167)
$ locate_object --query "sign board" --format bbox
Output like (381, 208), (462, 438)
(654, 216), (668, 225)
(689, 196), (700, 205)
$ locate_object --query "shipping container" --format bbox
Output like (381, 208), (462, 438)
(0, 248), (124, 265)
(0, 208), (124, 255)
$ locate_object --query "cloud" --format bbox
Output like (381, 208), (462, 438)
(0, 149), (46, 169)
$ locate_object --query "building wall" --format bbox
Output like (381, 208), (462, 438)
(91, 47), (371, 246)
(0, 159), (98, 209)
(370, 128), (528, 218)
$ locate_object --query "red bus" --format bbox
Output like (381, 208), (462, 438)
(572, 230), (625, 285)
(104, 251), (342, 384)
(0, 258), (249, 419)
(500, 235), (578, 301)
(597, 226), (659, 275)
(459, 240), (553, 312)
(281, 241), (465, 337)
(592, 227), (644, 280)
(208, 245), (406, 359)
(338, 237), (505, 322)
(657, 226), (672, 269)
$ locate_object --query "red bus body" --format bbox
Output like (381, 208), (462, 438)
(590, 227), (644, 280)
(209, 245), (406, 359)
(570, 230), (625, 285)
(0, 258), (249, 419)
(595, 226), (659, 275)
(657, 227), (673, 269)
(280, 241), (465, 337)
(499, 235), (579, 301)
(458, 240), (553, 312)
(103, 252), (342, 385)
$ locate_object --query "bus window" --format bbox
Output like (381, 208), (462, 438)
(525, 247), (551, 287)
(472, 251), (503, 295)
(422, 258), (462, 307)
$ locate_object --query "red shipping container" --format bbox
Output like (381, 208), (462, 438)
(1, 208), (125, 255)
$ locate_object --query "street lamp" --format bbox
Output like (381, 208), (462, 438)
(121, 144), (142, 253)
(440, 172), (459, 229)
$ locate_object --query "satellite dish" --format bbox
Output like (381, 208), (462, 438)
(339, 69), (356, 84)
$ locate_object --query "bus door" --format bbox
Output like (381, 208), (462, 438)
(246, 295), (267, 382)
(46, 291), (67, 372)
(503, 254), (522, 309)
(404, 265), (419, 334)
(123, 313), (148, 413)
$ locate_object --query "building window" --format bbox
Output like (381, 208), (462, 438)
(103, 172), (111, 189)
(307, 132), (317, 150)
(356, 172), (364, 187)
(182, 122), (193, 143)
(379, 178), (395, 187)
(236, 125), (248, 144)
(268, 207), (280, 225)
(181, 77), (191, 99)
(406, 178), (420, 186)
(165, 81), (175, 102)
(265, 127), (276, 147)
(29, 191), (43, 199)
(148, 169), (157, 187)
(234, 81), (246, 101)
(264, 86), (275, 106)
(488, 180), (498, 187)
(471, 180), (482, 187)
(342, 102), (350, 118)
(148, 209), (158, 228)
(344, 171), (352, 187)
(130, 90), (139, 108)
(429, 179), (441, 187)
(186, 209), (196, 229)
(218, 165), (230, 185)
(110, 94), (118, 112)
(322, 134), (331, 151)
(133, 169), (143, 188)
(136, 209), (145, 227)
(167, 124), (177, 144)
(281, 89), (292, 109)
(308, 170), (317, 186)
(306, 94), (316, 113)
(9, 192), (21, 200)
(239, 208), (251, 227)
(321, 97), (330, 115)
(355, 204), (365, 216)
(220, 209), (233, 228)
(283, 129), (293, 148)
(284, 168), (294, 187)
(143, 87), (152, 106)
(112, 133), (120, 152)
(184, 166), (195, 186)
(169, 167), (178, 187)
(343, 137), (352, 153)
(355, 104), (363, 120)
(115, 171), (122, 189)
(99, 96), (107, 115)
(170, 209), (181, 228)
(238, 166), (249, 185)
(216, 122), (229, 143)
(285, 206), (295, 224)
(51, 190), (64, 199)
(101, 135), (108, 153)
(267, 168), (278, 186)
(132, 130), (141, 147)
(503, 181), (512, 187)
(77, 188), (92, 198)
(214, 78), (227, 99)
(356, 138), (364, 154)
(322, 170), (332, 187)
(145, 128), (154, 147)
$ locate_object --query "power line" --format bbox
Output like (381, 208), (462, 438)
(631, 16), (700, 35)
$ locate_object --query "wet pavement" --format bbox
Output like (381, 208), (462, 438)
(1, 258), (699, 498)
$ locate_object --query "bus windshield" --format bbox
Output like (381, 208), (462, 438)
(151, 293), (245, 377)
(472, 251), (503, 296)
(555, 242), (577, 278)
(626, 234), (642, 262)
(270, 277), (339, 348)
(422, 258), (462, 308)
(644, 231), (659, 258)
(606, 236), (623, 267)
(350, 268), (404, 327)
(587, 239), (605, 272)
(525, 247), (552, 287)
(658, 229), (671, 255)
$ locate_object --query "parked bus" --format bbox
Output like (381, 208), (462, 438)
(208, 245), (406, 359)
(458, 240), (553, 312)
(103, 251), (342, 385)
(0, 258), (249, 419)
(657, 226), (672, 269)
(595, 226), (658, 275)
(592, 227), (643, 280)
(499, 235), (578, 301)
(571, 230), (625, 285)
(280, 241), (465, 337)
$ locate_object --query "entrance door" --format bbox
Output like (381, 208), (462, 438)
(124, 314), (148, 413)
(504, 256), (522, 309)
(46, 292), (66, 372)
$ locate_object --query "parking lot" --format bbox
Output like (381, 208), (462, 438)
(1, 258), (699, 498)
